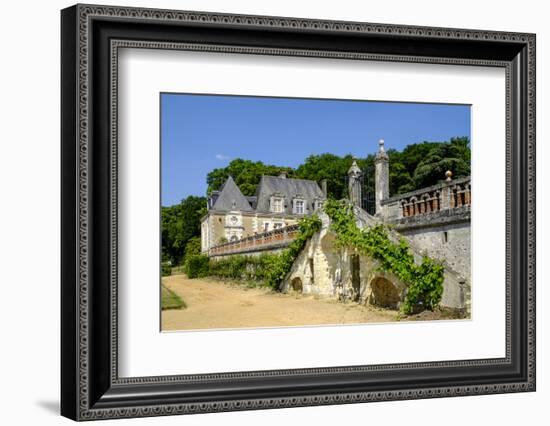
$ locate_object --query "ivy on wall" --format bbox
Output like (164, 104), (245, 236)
(323, 199), (444, 314)
(262, 215), (322, 288)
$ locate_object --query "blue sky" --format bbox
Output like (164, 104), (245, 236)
(161, 93), (470, 206)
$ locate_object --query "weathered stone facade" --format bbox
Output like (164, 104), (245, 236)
(281, 210), (410, 309)
(375, 162), (472, 310)
(393, 209), (471, 281)
(281, 207), (470, 312)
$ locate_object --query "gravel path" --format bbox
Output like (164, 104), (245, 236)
(161, 274), (399, 331)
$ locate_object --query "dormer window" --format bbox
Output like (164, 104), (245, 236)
(293, 199), (305, 215)
(271, 197), (283, 213)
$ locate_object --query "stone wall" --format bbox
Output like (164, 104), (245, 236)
(388, 206), (471, 310)
(398, 221), (470, 281)
(281, 210), (470, 313)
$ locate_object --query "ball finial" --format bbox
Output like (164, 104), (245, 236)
(445, 170), (453, 182)
(378, 139), (385, 153)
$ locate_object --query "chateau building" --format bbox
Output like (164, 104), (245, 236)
(200, 172), (326, 252)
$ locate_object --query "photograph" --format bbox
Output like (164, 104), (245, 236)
(160, 93), (472, 331)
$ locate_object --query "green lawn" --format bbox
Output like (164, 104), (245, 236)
(161, 284), (186, 310)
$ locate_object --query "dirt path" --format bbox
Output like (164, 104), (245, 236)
(162, 274), (399, 331)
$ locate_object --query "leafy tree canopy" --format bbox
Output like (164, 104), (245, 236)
(205, 137), (469, 199)
(161, 196), (206, 265)
(207, 159), (294, 196)
(295, 153), (356, 200)
(389, 137), (470, 194)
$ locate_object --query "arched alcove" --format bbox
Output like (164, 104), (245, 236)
(291, 277), (303, 292)
(370, 276), (401, 309)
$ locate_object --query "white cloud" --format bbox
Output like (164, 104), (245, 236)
(215, 154), (230, 160)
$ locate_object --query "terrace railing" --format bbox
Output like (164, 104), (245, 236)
(208, 224), (300, 256)
(381, 175), (471, 220)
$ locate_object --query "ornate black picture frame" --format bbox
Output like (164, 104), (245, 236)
(61, 4), (536, 421)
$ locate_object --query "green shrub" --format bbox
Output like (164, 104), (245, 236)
(184, 236), (202, 259)
(184, 254), (210, 278)
(205, 216), (322, 290)
(323, 199), (444, 314)
(161, 261), (172, 277)
(208, 254), (278, 284)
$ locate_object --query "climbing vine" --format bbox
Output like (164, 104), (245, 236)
(263, 215), (322, 289)
(323, 199), (444, 314)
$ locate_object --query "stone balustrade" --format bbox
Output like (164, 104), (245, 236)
(381, 176), (471, 220)
(208, 224), (300, 257)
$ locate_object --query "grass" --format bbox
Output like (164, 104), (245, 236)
(161, 284), (187, 310)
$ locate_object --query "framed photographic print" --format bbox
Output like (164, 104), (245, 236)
(61, 4), (536, 421)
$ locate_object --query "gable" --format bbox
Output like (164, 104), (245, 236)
(210, 176), (254, 212)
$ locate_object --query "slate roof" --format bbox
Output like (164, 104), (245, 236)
(209, 175), (325, 214)
(254, 175), (325, 214)
(210, 176), (254, 212)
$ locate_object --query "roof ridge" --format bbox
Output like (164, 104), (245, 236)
(262, 175), (318, 183)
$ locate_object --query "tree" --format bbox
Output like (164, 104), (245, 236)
(411, 137), (470, 190)
(295, 153), (355, 199)
(204, 137), (470, 200)
(161, 196), (207, 265)
(206, 159), (294, 196)
(371, 137), (470, 196)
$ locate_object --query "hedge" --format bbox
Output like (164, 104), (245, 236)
(183, 254), (210, 278)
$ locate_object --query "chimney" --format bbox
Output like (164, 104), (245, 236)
(208, 190), (220, 210)
(278, 171), (287, 179)
(320, 179), (328, 198)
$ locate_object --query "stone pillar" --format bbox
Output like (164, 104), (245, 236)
(348, 159), (362, 207)
(440, 170), (453, 210)
(374, 139), (389, 215)
(320, 179), (328, 198)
